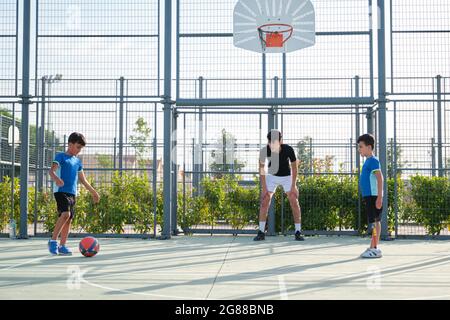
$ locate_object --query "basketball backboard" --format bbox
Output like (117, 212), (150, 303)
(233, 0), (316, 54)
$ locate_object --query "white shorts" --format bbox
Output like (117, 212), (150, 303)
(265, 175), (292, 193)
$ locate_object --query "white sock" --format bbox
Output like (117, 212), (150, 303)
(259, 222), (266, 232)
(295, 224), (301, 232)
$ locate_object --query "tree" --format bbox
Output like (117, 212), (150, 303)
(296, 136), (335, 174)
(387, 139), (408, 179)
(296, 136), (313, 174)
(129, 117), (152, 168)
(209, 129), (246, 178)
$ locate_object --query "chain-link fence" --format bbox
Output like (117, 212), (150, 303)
(1, 0), (449, 239)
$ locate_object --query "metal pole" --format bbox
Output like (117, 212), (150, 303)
(39, 78), (46, 192)
(262, 54), (267, 99)
(267, 77), (279, 236)
(377, 0), (390, 240)
(355, 76), (361, 231)
(161, 0), (173, 240)
(34, 98), (39, 235)
(309, 137), (313, 173)
(192, 137), (196, 194)
(436, 75), (444, 177)
(52, 131), (56, 163)
(153, 103), (158, 237)
(182, 113), (186, 230)
(193, 77), (204, 196)
(282, 53), (287, 98)
(113, 137), (117, 170)
(171, 111), (178, 235)
(274, 77), (279, 129)
(118, 77), (125, 175)
(431, 138), (436, 177)
(19, 0), (32, 239)
(11, 103), (16, 231)
(393, 102), (398, 238)
(367, 107), (374, 135)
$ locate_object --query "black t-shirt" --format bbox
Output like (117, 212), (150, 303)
(259, 144), (297, 177)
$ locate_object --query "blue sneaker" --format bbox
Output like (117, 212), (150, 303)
(58, 245), (72, 256)
(48, 240), (58, 256)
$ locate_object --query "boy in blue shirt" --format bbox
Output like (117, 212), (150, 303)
(357, 134), (384, 259)
(48, 133), (99, 256)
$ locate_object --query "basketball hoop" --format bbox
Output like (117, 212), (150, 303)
(258, 23), (293, 50)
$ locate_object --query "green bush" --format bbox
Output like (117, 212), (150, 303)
(0, 177), (17, 231)
(2, 172), (447, 237)
(387, 176), (405, 234)
(410, 176), (450, 236)
(272, 175), (399, 235)
(225, 180), (259, 230)
(179, 175), (260, 232)
(180, 194), (209, 234)
(11, 172), (163, 234)
(0, 177), (40, 231)
(35, 172), (163, 235)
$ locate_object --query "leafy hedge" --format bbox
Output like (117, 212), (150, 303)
(0, 172), (163, 235)
(181, 175), (259, 233)
(0, 173), (448, 236)
(408, 176), (450, 236)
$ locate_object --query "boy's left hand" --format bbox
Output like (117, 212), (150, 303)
(92, 191), (100, 204)
(376, 196), (382, 210)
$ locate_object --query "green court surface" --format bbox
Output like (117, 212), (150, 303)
(1, 236), (449, 300)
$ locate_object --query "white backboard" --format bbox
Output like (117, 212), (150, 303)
(233, 0), (316, 53)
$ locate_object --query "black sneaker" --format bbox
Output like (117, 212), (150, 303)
(295, 231), (305, 241)
(253, 231), (265, 241)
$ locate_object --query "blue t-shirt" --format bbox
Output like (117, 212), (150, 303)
(360, 156), (381, 197)
(52, 153), (83, 196)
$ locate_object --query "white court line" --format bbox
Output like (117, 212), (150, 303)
(80, 277), (200, 300)
(278, 275), (288, 300)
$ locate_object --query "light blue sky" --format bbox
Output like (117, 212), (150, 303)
(0, 0), (449, 173)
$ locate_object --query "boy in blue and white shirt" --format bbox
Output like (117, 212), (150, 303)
(358, 134), (384, 259)
(48, 133), (99, 256)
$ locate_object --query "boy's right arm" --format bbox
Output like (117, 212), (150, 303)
(49, 163), (64, 187)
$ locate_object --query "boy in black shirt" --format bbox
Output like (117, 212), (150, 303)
(255, 130), (304, 241)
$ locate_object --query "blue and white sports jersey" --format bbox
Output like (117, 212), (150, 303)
(52, 153), (83, 196)
(360, 156), (381, 197)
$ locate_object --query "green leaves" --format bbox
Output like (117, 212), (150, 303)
(410, 176), (450, 236)
(181, 175), (260, 232)
(0, 173), (448, 236)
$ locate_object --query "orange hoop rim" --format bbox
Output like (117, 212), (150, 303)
(257, 23), (294, 48)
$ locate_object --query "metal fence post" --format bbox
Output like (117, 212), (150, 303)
(431, 138), (436, 177)
(436, 75), (444, 177)
(393, 102), (399, 238)
(38, 77), (46, 192)
(153, 103), (158, 237)
(367, 107), (374, 135)
(171, 110), (178, 235)
(161, 0), (173, 240)
(193, 77), (204, 196)
(113, 137), (117, 170)
(377, 0), (390, 240)
(267, 77), (279, 236)
(19, 0), (32, 239)
(355, 76), (361, 231)
(11, 103), (16, 233)
(118, 77), (125, 175)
